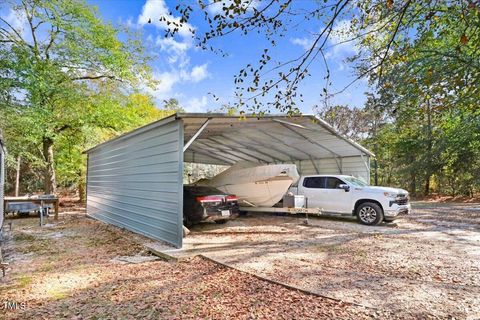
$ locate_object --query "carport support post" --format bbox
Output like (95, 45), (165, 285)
(359, 153), (369, 172)
(183, 118), (211, 152)
(310, 158), (320, 174)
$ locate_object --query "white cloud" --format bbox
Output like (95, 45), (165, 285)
(153, 71), (179, 96)
(184, 96), (209, 112)
(327, 19), (359, 56)
(190, 64), (209, 82)
(290, 37), (313, 51)
(290, 20), (358, 63)
(155, 36), (192, 66)
(138, 0), (196, 67)
(156, 36), (191, 54)
(138, 0), (194, 37)
(3, 9), (28, 38)
(125, 17), (134, 28)
(146, 63), (210, 100)
(5, 9), (26, 30)
(137, 1), (211, 104)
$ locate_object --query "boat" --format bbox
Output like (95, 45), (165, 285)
(196, 162), (299, 207)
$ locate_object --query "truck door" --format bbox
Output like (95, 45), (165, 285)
(322, 177), (352, 213)
(301, 176), (327, 208)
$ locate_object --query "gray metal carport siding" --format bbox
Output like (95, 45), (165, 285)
(86, 113), (374, 248)
(86, 117), (184, 248)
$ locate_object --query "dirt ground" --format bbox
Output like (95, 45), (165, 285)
(0, 212), (379, 320)
(184, 202), (480, 319)
(1, 202), (479, 319)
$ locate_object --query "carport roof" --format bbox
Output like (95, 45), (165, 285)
(86, 113), (374, 165)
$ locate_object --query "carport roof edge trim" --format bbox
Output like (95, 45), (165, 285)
(84, 113), (375, 157)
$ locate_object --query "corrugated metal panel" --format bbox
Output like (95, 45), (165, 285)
(86, 120), (184, 248)
(180, 115), (373, 165)
(296, 158), (339, 175)
(296, 155), (370, 183)
(342, 156), (370, 183)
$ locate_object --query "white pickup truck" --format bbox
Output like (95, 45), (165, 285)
(289, 175), (411, 225)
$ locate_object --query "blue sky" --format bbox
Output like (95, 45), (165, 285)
(89, 1), (370, 113)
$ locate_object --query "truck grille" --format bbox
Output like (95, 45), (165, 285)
(395, 195), (409, 205)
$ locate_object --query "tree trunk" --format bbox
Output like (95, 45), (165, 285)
(42, 137), (57, 195)
(78, 180), (85, 203)
(424, 176), (430, 196)
(424, 99), (433, 196)
(15, 156), (21, 197)
(410, 174), (416, 196)
(78, 168), (86, 203)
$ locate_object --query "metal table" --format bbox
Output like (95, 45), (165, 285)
(4, 196), (60, 221)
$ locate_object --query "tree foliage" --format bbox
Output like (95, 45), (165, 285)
(0, 0), (171, 196)
(163, 0), (479, 113)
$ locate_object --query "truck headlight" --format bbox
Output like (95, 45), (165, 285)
(383, 192), (398, 199)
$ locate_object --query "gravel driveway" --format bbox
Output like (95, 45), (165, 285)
(186, 202), (480, 319)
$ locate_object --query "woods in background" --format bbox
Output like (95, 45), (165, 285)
(1, 0), (479, 199)
(319, 103), (479, 197)
(0, 0), (179, 199)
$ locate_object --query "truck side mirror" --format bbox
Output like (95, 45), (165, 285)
(339, 184), (350, 192)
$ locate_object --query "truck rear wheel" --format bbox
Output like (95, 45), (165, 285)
(356, 202), (384, 226)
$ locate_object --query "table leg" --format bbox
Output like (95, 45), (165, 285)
(40, 200), (44, 226)
(54, 200), (59, 220)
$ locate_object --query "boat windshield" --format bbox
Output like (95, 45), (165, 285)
(343, 176), (369, 187)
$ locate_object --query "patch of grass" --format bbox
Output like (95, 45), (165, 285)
(19, 240), (56, 254)
(13, 230), (63, 255)
(39, 263), (55, 273)
(14, 233), (36, 242)
(17, 275), (33, 288)
(314, 244), (350, 254)
(355, 250), (368, 259)
(47, 288), (67, 300)
(86, 238), (104, 248)
(17, 239), (65, 256)
(407, 266), (422, 276)
(87, 234), (121, 248)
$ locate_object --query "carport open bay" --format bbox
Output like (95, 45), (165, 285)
(176, 202), (480, 318)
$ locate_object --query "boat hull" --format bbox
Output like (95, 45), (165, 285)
(215, 176), (293, 207)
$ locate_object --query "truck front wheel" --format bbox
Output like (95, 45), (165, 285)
(356, 202), (384, 226)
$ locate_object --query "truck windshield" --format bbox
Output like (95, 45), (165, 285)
(343, 176), (369, 187)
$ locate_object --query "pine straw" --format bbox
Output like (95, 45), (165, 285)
(1, 214), (383, 320)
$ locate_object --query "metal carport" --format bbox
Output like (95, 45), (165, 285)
(85, 113), (374, 248)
